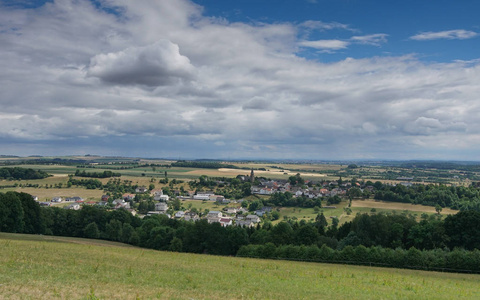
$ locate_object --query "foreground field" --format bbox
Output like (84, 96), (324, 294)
(1, 233), (479, 299)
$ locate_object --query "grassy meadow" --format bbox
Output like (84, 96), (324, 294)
(1, 233), (479, 299)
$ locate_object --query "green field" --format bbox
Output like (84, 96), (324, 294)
(0, 233), (479, 299)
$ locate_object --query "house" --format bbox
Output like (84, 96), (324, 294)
(135, 186), (148, 193)
(225, 207), (238, 214)
(184, 212), (200, 222)
(207, 211), (222, 218)
(212, 195), (226, 202)
(51, 197), (63, 203)
(112, 199), (130, 209)
(174, 211), (185, 219)
(237, 207), (248, 214)
(123, 194), (135, 201)
(158, 194), (169, 202)
(207, 216), (221, 224)
(193, 194), (210, 200)
(236, 219), (255, 228)
(246, 214), (261, 223)
(65, 203), (81, 210)
(101, 195), (110, 201)
(65, 196), (84, 202)
(219, 217), (233, 227)
(152, 190), (165, 201)
(155, 202), (168, 212)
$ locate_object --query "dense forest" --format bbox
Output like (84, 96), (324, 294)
(1, 191), (480, 273)
(0, 167), (50, 180)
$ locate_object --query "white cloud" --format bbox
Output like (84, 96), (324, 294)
(299, 39), (349, 50)
(299, 20), (350, 31)
(87, 40), (195, 86)
(410, 29), (477, 41)
(351, 33), (388, 46)
(0, 0), (480, 159)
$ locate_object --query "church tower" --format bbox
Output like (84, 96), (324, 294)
(250, 168), (255, 183)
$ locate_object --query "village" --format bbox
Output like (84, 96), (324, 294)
(33, 170), (374, 228)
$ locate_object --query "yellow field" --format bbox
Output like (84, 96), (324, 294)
(351, 199), (458, 215)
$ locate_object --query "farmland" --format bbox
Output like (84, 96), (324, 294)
(0, 156), (475, 223)
(1, 233), (479, 299)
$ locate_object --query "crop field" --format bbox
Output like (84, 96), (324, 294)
(3, 187), (104, 202)
(1, 233), (479, 299)
(351, 199), (458, 215)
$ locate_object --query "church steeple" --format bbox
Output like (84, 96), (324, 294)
(250, 168), (254, 183)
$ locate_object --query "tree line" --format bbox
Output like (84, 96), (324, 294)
(74, 169), (121, 178)
(373, 183), (480, 211)
(0, 167), (50, 180)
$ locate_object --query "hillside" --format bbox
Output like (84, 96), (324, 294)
(1, 233), (479, 299)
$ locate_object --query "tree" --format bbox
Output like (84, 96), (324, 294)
(295, 224), (320, 246)
(169, 237), (183, 252)
(269, 222), (294, 246)
(0, 192), (25, 233)
(271, 211), (280, 221)
(84, 222), (100, 239)
(435, 204), (443, 215)
(172, 198), (181, 211)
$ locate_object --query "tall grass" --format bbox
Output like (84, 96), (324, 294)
(0, 233), (479, 299)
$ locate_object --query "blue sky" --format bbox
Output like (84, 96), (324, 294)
(0, 0), (479, 160)
(196, 0), (479, 62)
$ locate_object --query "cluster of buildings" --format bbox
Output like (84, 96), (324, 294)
(251, 179), (350, 198)
(148, 206), (264, 228)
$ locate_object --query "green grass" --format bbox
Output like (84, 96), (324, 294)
(0, 233), (479, 299)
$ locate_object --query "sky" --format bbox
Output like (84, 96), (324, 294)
(0, 0), (479, 160)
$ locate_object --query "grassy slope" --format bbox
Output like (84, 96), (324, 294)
(1, 233), (479, 299)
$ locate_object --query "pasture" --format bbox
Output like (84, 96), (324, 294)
(0, 233), (479, 299)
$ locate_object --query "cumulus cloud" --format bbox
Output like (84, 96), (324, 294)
(0, 0), (480, 159)
(410, 29), (477, 41)
(87, 40), (195, 86)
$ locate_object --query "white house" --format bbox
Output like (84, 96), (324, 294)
(152, 190), (164, 201)
(175, 211), (185, 219)
(219, 218), (233, 227)
(246, 214), (261, 223)
(158, 195), (169, 202)
(236, 219), (255, 228)
(184, 212), (200, 222)
(51, 197), (63, 203)
(207, 211), (222, 218)
(155, 202), (168, 212)
(193, 194), (210, 200)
